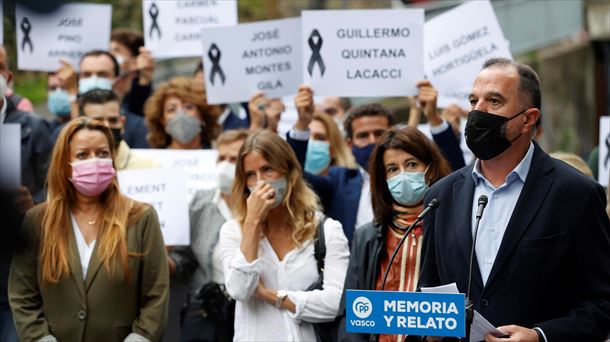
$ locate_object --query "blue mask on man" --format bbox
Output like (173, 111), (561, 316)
(352, 143), (375, 170)
(386, 168), (429, 206)
(305, 140), (331, 175)
(78, 76), (113, 94)
(47, 89), (72, 117)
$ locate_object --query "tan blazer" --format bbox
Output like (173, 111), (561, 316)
(9, 203), (169, 342)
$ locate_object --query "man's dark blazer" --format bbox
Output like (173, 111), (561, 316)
(4, 99), (52, 203)
(287, 135), (362, 244)
(419, 142), (610, 341)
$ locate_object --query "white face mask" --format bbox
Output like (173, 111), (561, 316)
(0, 75), (8, 97)
(216, 160), (236, 195)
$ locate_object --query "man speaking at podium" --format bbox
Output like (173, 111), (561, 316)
(418, 58), (610, 342)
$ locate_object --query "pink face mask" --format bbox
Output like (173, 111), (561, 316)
(70, 158), (116, 197)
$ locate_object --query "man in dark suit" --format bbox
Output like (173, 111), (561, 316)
(419, 58), (610, 341)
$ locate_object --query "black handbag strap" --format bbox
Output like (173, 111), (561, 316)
(314, 215), (327, 274)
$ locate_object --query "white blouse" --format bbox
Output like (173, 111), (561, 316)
(70, 214), (96, 280)
(220, 216), (350, 341)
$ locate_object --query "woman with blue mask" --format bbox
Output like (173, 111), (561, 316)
(219, 130), (349, 341)
(337, 126), (451, 342)
(305, 112), (357, 176)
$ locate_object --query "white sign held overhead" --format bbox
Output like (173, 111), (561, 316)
(118, 168), (190, 246)
(15, 3), (112, 72)
(0, 124), (21, 189)
(201, 18), (302, 104)
(598, 116), (610, 186)
(424, 0), (513, 108)
(132, 149), (218, 201)
(301, 9), (424, 97)
(143, 0), (238, 59)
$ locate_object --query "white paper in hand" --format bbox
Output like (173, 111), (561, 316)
(420, 283), (507, 341)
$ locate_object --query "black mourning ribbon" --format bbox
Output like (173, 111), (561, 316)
(208, 43), (225, 86)
(149, 3), (161, 39)
(20, 17), (33, 53)
(604, 134), (610, 168)
(307, 29), (325, 77)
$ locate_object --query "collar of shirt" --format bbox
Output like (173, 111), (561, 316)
(471, 142), (535, 190)
(217, 107), (231, 125)
(0, 96), (7, 123)
(213, 188), (233, 221)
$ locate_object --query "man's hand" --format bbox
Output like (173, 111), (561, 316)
(248, 91), (268, 130)
(294, 85), (314, 131)
(56, 59), (78, 96)
(486, 325), (540, 342)
(416, 80), (442, 127)
(136, 47), (155, 86)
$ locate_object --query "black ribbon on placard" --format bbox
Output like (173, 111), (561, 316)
(20, 17), (33, 53)
(208, 43), (225, 86)
(307, 29), (325, 77)
(604, 134), (610, 168)
(149, 2), (161, 39)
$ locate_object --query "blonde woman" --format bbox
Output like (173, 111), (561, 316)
(305, 112), (357, 176)
(220, 130), (350, 341)
(9, 118), (168, 342)
(144, 76), (222, 149)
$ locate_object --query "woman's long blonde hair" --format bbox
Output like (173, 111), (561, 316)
(313, 111), (357, 169)
(231, 131), (320, 245)
(41, 118), (145, 284)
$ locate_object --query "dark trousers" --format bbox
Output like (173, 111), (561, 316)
(180, 298), (234, 342)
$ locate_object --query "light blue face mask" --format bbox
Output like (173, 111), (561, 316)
(305, 140), (331, 175)
(47, 89), (72, 117)
(248, 176), (287, 209)
(386, 167), (429, 206)
(78, 76), (113, 94)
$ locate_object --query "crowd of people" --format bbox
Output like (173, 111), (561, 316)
(0, 23), (609, 342)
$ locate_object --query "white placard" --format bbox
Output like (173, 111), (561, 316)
(15, 3), (112, 72)
(0, 124), (21, 189)
(302, 9), (424, 97)
(424, 0), (513, 108)
(132, 149), (218, 200)
(598, 116), (610, 186)
(201, 18), (302, 104)
(118, 168), (190, 246)
(143, 0), (237, 59)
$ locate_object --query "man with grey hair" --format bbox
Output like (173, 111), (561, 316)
(419, 58), (610, 341)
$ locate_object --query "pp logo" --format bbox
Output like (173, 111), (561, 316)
(352, 296), (372, 319)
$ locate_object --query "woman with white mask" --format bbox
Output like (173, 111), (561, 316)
(220, 130), (350, 341)
(337, 126), (451, 342)
(168, 129), (250, 342)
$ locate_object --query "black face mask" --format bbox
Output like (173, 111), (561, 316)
(465, 109), (526, 160)
(110, 127), (123, 146)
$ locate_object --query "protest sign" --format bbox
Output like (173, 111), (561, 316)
(302, 9), (424, 97)
(143, 0), (237, 58)
(201, 17), (302, 104)
(424, 0), (513, 108)
(118, 168), (190, 245)
(0, 124), (21, 189)
(132, 149), (218, 200)
(16, 3), (112, 71)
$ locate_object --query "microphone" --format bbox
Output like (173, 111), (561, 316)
(464, 195), (488, 342)
(380, 198), (440, 291)
(370, 198), (440, 342)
